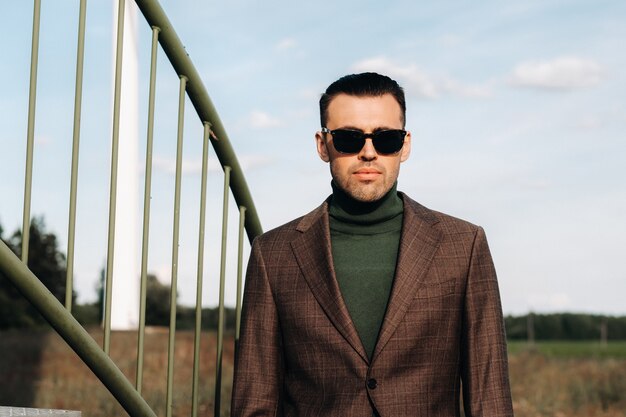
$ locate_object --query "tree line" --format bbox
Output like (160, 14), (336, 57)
(1, 217), (71, 328)
(505, 313), (626, 341)
(1, 217), (626, 338)
(0, 217), (237, 331)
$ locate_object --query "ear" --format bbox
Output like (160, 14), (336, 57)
(315, 131), (330, 162)
(400, 131), (411, 162)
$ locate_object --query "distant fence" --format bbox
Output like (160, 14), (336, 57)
(0, 0), (262, 416)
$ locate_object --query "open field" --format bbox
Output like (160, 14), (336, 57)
(0, 329), (625, 416)
(508, 343), (626, 417)
(0, 328), (235, 417)
(508, 340), (626, 359)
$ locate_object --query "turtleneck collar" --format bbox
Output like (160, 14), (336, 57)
(329, 181), (403, 228)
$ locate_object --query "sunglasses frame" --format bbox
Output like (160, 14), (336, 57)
(321, 127), (407, 155)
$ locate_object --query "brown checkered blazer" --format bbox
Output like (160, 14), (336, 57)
(231, 194), (513, 417)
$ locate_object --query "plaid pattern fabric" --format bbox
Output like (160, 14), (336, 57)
(231, 194), (513, 417)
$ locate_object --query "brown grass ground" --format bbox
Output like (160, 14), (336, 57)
(1, 329), (624, 416)
(0, 328), (234, 416)
(508, 349), (626, 417)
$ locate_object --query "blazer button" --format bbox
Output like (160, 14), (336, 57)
(367, 378), (378, 389)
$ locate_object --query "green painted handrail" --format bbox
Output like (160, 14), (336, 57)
(0, 240), (157, 417)
(134, 0), (262, 242)
(7, 0), (264, 416)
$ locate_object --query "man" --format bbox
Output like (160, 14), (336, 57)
(231, 72), (513, 417)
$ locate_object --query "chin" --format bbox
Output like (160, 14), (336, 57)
(348, 186), (387, 203)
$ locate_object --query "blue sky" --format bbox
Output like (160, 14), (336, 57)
(1, 0), (625, 315)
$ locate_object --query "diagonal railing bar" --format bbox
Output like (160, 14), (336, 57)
(65, 0), (88, 312)
(136, 24), (161, 394)
(134, 0), (262, 242)
(22, 0), (42, 263)
(104, 0), (127, 355)
(0, 241), (157, 417)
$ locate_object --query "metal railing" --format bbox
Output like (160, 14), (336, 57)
(0, 0), (262, 416)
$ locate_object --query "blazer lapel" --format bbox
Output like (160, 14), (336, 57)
(372, 195), (443, 362)
(290, 202), (369, 363)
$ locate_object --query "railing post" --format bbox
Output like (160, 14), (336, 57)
(191, 122), (212, 417)
(165, 74), (188, 417)
(65, 0), (88, 312)
(215, 165), (231, 417)
(235, 206), (246, 342)
(136, 24), (161, 394)
(103, 0), (126, 355)
(22, 0), (42, 263)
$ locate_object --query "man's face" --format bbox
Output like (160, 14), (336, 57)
(315, 93), (411, 202)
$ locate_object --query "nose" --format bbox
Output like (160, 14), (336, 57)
(358, 138), (377, 161)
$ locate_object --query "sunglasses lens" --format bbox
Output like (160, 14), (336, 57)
(331, 130), (365, 153)
(328, 129), (405, 154)
(373, 130), (405, 154)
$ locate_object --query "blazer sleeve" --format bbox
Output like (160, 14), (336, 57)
(231, 238), (284, 417)
(460, 227), (514, 417)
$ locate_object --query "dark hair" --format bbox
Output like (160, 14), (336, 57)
(319, 72), (406, 128)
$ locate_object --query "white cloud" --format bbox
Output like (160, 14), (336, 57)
(238, 154), (275, 170)
(408, 151), (550, 194)
(440, 78), (492, 98)
(575, 114), (604, 130)
(351, 57), (438, 98)
(153, 155), (209, 175)
(153, 154), (274, 175)
(571, 109), (626, 130)
(528, 292), (573, 312)
(297, 87), (320, 101)
(518, 179), (551, 190)
(249, 110), (283, 129)
(151, 264), (171, 284)
(351, 56), (491, 99)
(438, 34), (463, 47)
(35, 134), (52, 146)
(275, 38), (297, 51)
(509, 56), (605, 90)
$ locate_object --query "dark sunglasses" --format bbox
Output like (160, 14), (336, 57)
(321, 128), (406, 155)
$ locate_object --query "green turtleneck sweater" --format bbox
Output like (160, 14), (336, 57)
(329, 182), (404, 360)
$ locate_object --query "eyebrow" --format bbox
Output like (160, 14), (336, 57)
(335, 126), (399, 132)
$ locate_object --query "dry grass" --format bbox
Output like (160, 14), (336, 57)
(0, 327), (234, 417)
(1, 329), (625, 417)
(509, 348), (626, 417)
